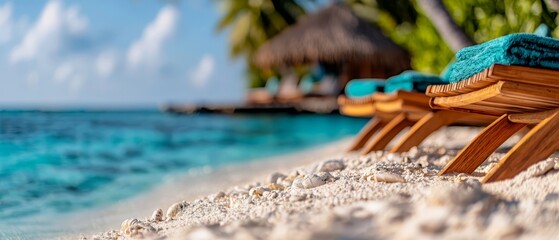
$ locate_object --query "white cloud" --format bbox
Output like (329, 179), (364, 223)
(96, 50), (118, 78)
(0, 2), (13, 43)
(127, 5), (179, 69)
(190, 55), (215, 87)
(53, 61), (86, 92)
(54, 62), (74, 83)
(10, 0), (88, 63)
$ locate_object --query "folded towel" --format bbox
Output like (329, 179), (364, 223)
(265, 76), (280, 95)
(345, 79), (385, 98)
(439, 59), (455, 82)
(385, 71), (447, 93)
(448, 33), (559, 83)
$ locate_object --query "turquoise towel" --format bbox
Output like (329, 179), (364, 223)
(265, 76), (280, 95)
(439, 59), (455, 82)
(385, 71), (447, 93)
(299, 75), (315, 94)
(345, 79), (385, 98)
(448, 33), (559, 83)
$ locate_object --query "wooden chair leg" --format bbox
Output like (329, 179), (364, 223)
(389, 111), (473, 153)
(347, 118), (386, 152)
(439, 114), (526, 175)
(361, 113), (413, 154)
(483, 111), (559, 183)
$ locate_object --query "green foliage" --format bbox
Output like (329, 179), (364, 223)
(347, 0), (558, 74)
(216, 0), (307, 87)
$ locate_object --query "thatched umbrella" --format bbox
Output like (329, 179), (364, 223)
(254, 4), (411, 77)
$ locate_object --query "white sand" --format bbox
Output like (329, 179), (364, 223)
(23, 138), (349, 239)
(84, 127), (559, 240)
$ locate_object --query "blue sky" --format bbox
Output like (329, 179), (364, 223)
(0, 0), (247, 107)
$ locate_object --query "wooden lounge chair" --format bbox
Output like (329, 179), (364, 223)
(428, 64), (559, 183)
(339, 91), (492, 154)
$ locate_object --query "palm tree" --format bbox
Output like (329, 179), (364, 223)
(416, 0), (474, 52)
(215, 0), (308, 87)
(216, 0), (307, 58)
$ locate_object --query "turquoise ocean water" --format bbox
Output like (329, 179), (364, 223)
(0, 111), (366, 230)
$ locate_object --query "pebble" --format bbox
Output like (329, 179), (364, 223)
(417, 156), (429, 167)
(454, 173), (468, 184)
(407, 146), (420, 159)
(434, 155), (451, 167)
(268, 172), (286, 184)
(289, 194), (307, 202)
(268, 183), (285, 191)
(166, 201), (187, 220)
(436, 147), (447, 155)
(209, 191), (226, 202)
(150, 209), (163, 222)
(529, 160), (555, 177)
(249, 187), (269, 197)
(368, 172), (406, 183)
(317, 159), (345, 172)
(302, 174), (326, 189)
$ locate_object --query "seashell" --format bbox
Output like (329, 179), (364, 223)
(150, 209), (163, 222)
(120, 218), (155, 237)
(317, 159), (345, 172)
(268, 191), (278, 199)
(166, 201), (187, 220)
(209, 191), (226, 202)
(529, 160), (555, 177)
(249, 187), (268, 196)
(268, 183), (285, 191)
(268, 172), (286, 184)
(368, 172), (406, 183)
(291, 176), (305, 188)
(454, 173), (468, 184)
(302, 174), (326, 188)
(121, 218), (139, 231)
(316, 172), (335, 182)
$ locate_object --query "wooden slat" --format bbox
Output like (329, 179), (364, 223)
(361, 113), (413, 154)
(439, 115), (527, 175)
(426, 64), (559, 97)
(339, 104), (375, 117)
(389, 111), (478, 153)
(347, 118), (387, 152)
(432, 81), (559, 116)
(508, 109), (559, 124)
(483, 110), (559, 183)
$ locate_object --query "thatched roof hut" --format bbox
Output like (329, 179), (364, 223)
(254, 4), (411, 77)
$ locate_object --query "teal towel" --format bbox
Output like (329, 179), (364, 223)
(299, 75), (315, 94)
(439, 59), (455, 82)
(345, 79), (385, 98)
(265, 76), (280, 95)
(385, 71), (447, 93)
(448, 33), (559, 83)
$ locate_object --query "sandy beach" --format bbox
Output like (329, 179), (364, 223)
(84, 126), (559, 240)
